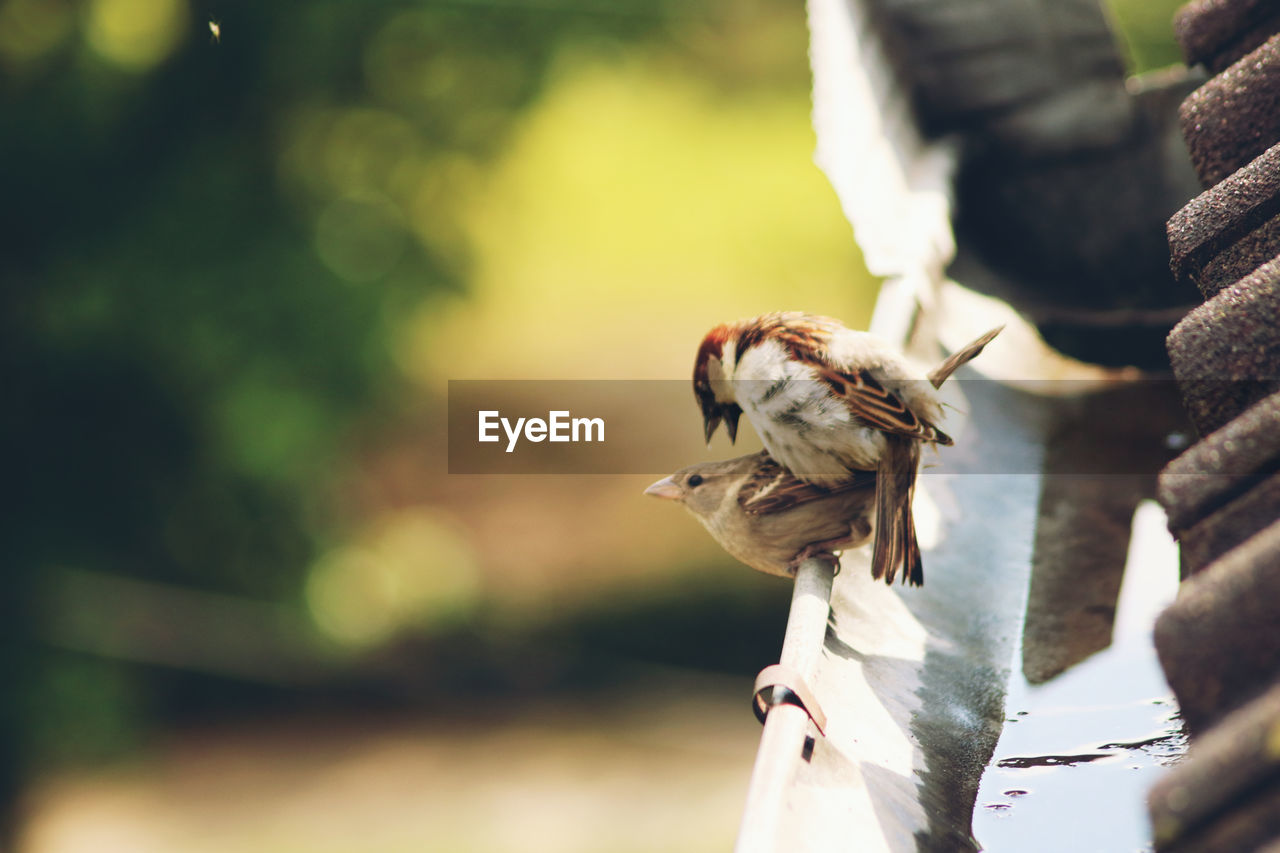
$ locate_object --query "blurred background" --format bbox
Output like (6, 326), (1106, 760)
(2, 0), (1183, 850)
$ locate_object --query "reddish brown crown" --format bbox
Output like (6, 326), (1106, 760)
(694, 324), (732, 376)
(693, 324), (740, 442)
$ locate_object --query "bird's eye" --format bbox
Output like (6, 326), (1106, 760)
(687, 474), (704, 488)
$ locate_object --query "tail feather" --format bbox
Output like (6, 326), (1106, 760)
(871, 436), (921, 586)
(903, 485), (923, 587)
(927, 325), (1004, 389)
(871, 327), (999, 586)
(870, 456), (898, 584)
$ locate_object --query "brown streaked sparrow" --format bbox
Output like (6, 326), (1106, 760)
(645, 451), (878, 580)
(693, 312), (1001, 586)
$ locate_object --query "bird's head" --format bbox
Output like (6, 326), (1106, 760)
(693, 325), (742, 445)
(643, 455), (756, 520)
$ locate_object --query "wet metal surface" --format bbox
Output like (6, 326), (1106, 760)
(973, 501), (1187, 852)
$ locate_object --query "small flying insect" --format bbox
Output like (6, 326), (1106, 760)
(209, 18), (221, 44)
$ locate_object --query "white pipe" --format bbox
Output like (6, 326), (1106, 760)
(735, 558), (836, 852)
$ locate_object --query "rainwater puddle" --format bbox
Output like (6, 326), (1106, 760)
(973, 501), (1188, 852)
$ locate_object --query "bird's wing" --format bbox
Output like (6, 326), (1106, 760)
(739, 454), (876, 516)
(812, 364), (951, 445)
(807, 0), (957, 344)
(764, 320), (951, 444)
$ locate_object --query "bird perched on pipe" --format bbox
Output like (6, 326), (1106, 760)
(692, 312), (1002, 586)
(645, 451), (877, 579)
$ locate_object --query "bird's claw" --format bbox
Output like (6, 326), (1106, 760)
(788, 544), (842, 576)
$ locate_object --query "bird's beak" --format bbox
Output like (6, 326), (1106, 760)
(703, 405), (742, 445)
(703, 412), (721, 445)
(644, 476), (682, 500)
(724, 404), (741, 444)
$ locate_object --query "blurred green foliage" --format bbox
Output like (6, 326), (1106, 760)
(1106, 0), (1186, 73)
(1, 0), (697, 782)
(1, 0), (1188, 822)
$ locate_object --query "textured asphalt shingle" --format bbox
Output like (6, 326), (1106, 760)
(1181, 34), (1280, 186)
(1165, 261), (1280, 435)
(1176, 0), (1280, 72)
(1154, 518), (1280, 733)
(1148, 678), (1280, 850)
(1167, 142), (1280, 296)
(1158, 391), (1280, 533)
(1155, 3), (1280, 850)
(1179, 471), (1280, 572)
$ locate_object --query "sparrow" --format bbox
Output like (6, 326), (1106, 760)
(693, 312), (1001, 586)
(645, 451), (878, 579)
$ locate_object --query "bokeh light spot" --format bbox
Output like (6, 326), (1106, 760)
(85, 0), (186, 71)
(306, 509), (480, 648)
(364, 10), (523, 118)
(218, 376), (330, 484)
(314, 193), (408, 284)
(0, 0), (73, 66)
(323, 108), (422, 199)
